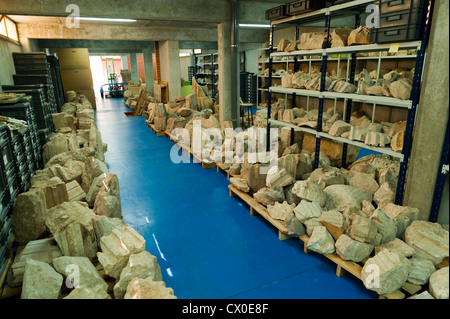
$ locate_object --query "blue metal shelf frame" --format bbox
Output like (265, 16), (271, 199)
(341, 14), (361, 168)
(266, 0), (435, 207)
(313, 12), (332, 169)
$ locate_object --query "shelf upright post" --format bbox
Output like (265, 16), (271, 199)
(429, 115), (449, 222)
(395, 0), (435, 205)
(341, 14), (361, 168)
(266, 23), (274, 152)
(211, 54), (215, 98)
(194, 55), (198, 82)
(291, 25), (300, 146)
(313, 11), (332, 169)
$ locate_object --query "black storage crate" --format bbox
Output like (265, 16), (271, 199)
(13, 74), (53, 86)
(265, 5), (289, 20)
(286, 0), (328, 15)
(5, 162), (20, 204)
(370, 24), (422, 43)
(0, 137), (14, 173)
(0, 190), (11, 225)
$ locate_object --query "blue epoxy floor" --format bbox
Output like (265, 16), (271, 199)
(95, 97), (378, 299)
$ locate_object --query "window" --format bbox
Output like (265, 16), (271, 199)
(0, 15), (19, 42)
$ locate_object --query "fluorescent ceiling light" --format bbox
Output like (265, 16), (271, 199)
(239, 24), (270, 28)
(75, 17), (137, 22)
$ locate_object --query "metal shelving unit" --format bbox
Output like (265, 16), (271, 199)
(194, 53), (218, 99)
(265, 0), (435, 206)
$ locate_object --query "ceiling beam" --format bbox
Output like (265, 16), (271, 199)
(17, 23), (268, 43)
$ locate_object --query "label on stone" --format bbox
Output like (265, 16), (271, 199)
(389, 43), (399, 54)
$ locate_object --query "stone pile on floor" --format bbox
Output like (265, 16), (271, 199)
(230, 147), (448, 297)
(8, 92), (176, 299)
(136, 89), (448, 298)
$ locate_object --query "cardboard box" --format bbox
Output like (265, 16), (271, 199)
(57, 48), (91, 70)
(60, 69), (94, 91)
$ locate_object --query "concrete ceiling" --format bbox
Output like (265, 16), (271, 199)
(8, 15), (218, 29)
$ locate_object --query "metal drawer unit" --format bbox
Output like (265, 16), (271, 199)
(286, 0), (329, 15)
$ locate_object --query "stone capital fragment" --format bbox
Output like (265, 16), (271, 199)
(361, 250), (411, 295)
(21, 259), (63, 299)
(124, 277), (177, 299)
(294, 200), (322, 223)
(404, 221), (449, 265)
(97, 225), (146, 279)
(291, 179), (326, 207)
(114, 251), (163, 299)
(306, 226), (335, 255)
(11, 188), (48, 244)
(335, 234), (373, 262)
(52, 256), (108, 292)
(429, 267), (449, 299)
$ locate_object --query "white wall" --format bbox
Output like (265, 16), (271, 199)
(179, 55), (191, 83)
(0, 38), (21, 90)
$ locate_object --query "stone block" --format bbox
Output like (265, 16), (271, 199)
(324, 184), (372, 211)
(348, 26), (371, 45)
(66, 180), (87, 202)
(407, 257), (436, 285)
(373, 182), (396, 206)
(266, 167), (295, 188)
(285, 213), (306, 236)
(404, 221), (449, 265)
(429, 267), (449, 299)
(7, 238), (62, 288)
(230, 177), (250, 193)
(291, 179), (326, 207)
(45, 201), (98, 260)
(64, 284), (111, 299)
(31, 178), (69, 209)
(267, 201), (295, 222)
(361, 250), (411, 295)
(348, 214), (379, 244)
(11, 189), (48, 244)
(370, 208), (397, 245)
(294, 200), (322, 223)
(93, 173), (122, 218)
(335, 234), (374, 262)
(348, 171), (380, 195)
(97, 225), (146, 279)
(124, 278), (176, 299)
(114, 251), (163, 299)
(53, 256), (108, 292)
(21, 259), (63, 299)
(306, 226), (335, 254)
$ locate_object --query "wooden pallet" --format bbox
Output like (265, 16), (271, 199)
(181, 147), (216, 169)
(228, 184), (294, 241)
(148, 123), (165, 137)
(216, 163), (231, 179)
(164, 130), (178, 144)
(216, 163), (240, 180)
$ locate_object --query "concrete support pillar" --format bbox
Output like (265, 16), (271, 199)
(121, 55), (128, 69)
(403, 0), (449, 220)
(143, 44), (155, 95)
(218, 21), (233, 124)
(159, 40), (181, 101)
(129, 52), (139, 83)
